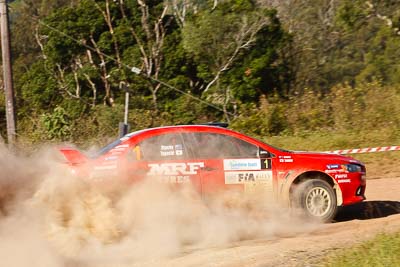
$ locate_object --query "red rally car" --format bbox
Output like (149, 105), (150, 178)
(59, 124), (366, 222)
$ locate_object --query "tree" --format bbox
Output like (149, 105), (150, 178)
(263, 0), (400, 92)
(261, 0), (342, 93)
(117, 0), (180, 111)
(12, 0), (293, 140)
(332, 0), (400, 86)
(182, 0), (292, 120)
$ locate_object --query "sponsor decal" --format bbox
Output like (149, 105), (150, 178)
(327, 164), (352, 174)
(175, 144), (183, 155)
(148, 162), (204, 176)
(159, 176), (190, 184)
(104, 156), (118, 161)
(225, 171), (272, 184)
(325, 168), (347, 174)
(160, 144), (184, 157)
(161, 145), (174, 150)
(327, 164), (340, 169)
(161, 150), (175, 156)
(278, 155), (293, 163)
(334, 174), (348, 179)
(223, 159), (261, 171)
(111, 144), (129, 153)
(337, 179), (351, 183)
(115, 144), (129, 149)
(160, 145), (174, 156)
(325, 169), (338, 174)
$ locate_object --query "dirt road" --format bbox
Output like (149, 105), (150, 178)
(132, 177), (400, 267)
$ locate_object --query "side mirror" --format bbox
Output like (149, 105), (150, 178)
(258, 148), (271, 158)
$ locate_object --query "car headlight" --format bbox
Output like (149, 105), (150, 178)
(342, 164), (362, 173)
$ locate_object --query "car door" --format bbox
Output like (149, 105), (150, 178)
(182, 132), (274, 196)
(124, 133), (203, 191)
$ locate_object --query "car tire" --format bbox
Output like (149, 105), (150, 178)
(294, 179), (337, 222)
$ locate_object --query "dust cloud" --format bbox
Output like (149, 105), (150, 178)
(0, 144), (320, 267)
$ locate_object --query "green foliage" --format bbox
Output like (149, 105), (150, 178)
(231, 81), (400, 137)
(330, 83), (366, 131)
(182, 4), (242, 72)
(228, 9), (292, 101)
(329, 0), (400, 87)
(183, 1), (292, 101)
(331, 81), (400, 131)
(356, 27), (400, 84)
(40, 106), (71, 140)
(164, 99), (198, 125)
(363, 85), (400, 128)
(230, 103), (269, 137)
(62, 104), (124, 146)
(230, 95), (289, 136)
(336, 0), (368, 30)
(286, 89), (332, 132)
(271, 0), (400, 94)
(19, 60), (59, 112)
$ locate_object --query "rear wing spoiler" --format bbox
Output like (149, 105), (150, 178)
(58, 147), (88, 165)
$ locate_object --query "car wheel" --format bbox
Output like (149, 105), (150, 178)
(295, 179), (337, 222)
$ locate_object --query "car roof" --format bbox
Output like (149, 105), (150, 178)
(95, 124), (287, 157)
(124, 124), (273, 150)
(124, 124), (232, 137)
(94, 125), (234, 157)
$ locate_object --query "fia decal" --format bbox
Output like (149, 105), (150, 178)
(224, 171), (272, 184)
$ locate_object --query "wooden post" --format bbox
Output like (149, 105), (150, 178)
(0, 0), (16, 147)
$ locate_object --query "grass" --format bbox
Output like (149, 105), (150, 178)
(322, 231), (400, 267)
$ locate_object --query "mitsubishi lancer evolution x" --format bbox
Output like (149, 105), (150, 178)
(59, 124), (366, 222)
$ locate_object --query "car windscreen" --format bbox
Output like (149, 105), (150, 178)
(91, 130), (148, 158)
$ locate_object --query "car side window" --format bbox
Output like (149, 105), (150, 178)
(134, 133), (188, 161)
(184, 133), (259, 159)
